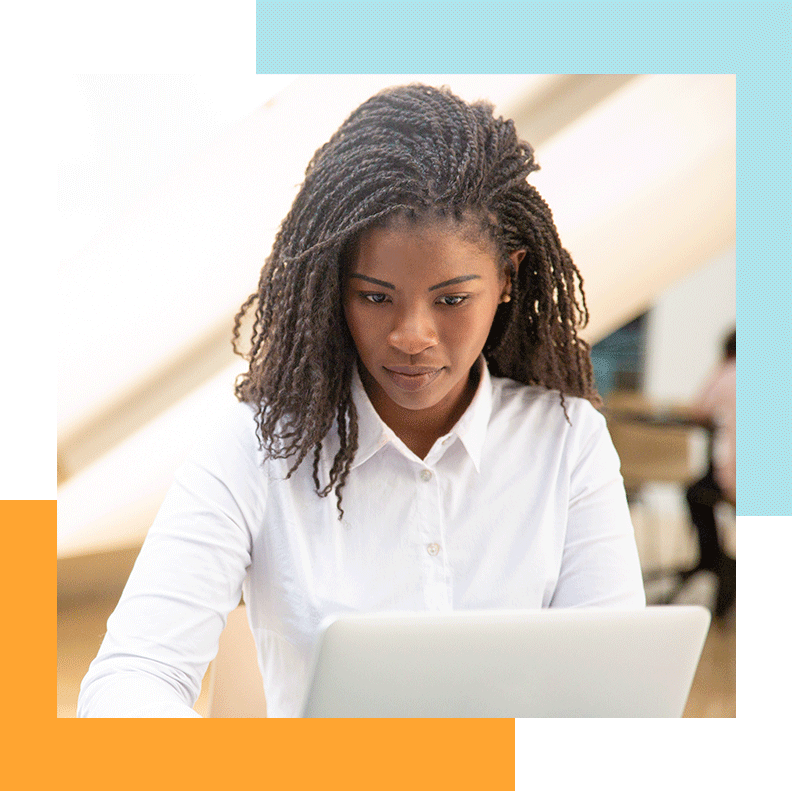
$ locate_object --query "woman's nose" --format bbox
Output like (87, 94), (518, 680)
(388, 307), (439, 356)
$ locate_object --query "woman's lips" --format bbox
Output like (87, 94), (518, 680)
(383, 366), (444, 392)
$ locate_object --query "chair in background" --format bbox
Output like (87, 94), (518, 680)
(206, 604), (267, 717)
(605, 394), (707, 604)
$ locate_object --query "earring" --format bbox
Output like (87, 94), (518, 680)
(500, 294), (511, 303)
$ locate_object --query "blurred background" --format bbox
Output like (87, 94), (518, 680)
(57, 74), (736, 717)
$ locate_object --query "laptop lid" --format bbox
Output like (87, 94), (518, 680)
(300, 605), (710, 718)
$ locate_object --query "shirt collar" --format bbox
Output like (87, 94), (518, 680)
(449, 357), (492, 472)
(346, 356), (493, 472)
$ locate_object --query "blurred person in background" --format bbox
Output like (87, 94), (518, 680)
(686, 327), (736, 617)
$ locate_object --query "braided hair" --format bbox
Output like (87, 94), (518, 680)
(232, 84), (599, 516)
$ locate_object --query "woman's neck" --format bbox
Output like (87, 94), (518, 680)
(360, 360), (481, 459)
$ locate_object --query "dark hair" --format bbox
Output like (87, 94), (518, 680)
(723, 328), (736, 359)
(233, 84), (598, 516)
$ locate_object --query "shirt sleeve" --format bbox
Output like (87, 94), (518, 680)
(550, 404), (646, 609)
(76, 403), (266, 717)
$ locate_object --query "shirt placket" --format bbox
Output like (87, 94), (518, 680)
(414, 462), (452, 611)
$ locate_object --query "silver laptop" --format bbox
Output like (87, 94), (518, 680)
(300, 606), (710, 717)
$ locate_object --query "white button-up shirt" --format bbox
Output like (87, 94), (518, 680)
(78, 362), (645, 718)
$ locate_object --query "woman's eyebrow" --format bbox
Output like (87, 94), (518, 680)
(349, 273), (481, 291)
(428, 274), (481, 291)
(349, 273), (395, 289)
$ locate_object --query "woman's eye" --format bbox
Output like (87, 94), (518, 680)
(437, 295), (468, 306)
(363, 293), (390, 304)
(360, 293), (468, 306)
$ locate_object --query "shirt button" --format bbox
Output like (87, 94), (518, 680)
(420, 469), (433, 482)
(427, 543), (440, 556)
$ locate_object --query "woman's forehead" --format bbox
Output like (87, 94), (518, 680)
(350, 218), (502, 282)
(355, 211), (498, 258)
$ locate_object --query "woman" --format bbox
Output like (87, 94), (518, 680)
(78, 84), (644, 718)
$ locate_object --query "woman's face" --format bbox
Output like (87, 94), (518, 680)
(342, 218), (520, 433)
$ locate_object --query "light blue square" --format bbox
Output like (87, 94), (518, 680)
(256, 1), (791, 515)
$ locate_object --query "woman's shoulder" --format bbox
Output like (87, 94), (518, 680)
(490, 375), (603, 426)
(184, 397), (263, 468)
(490, 377), (606, 445)
(487, 376), (609, 464)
